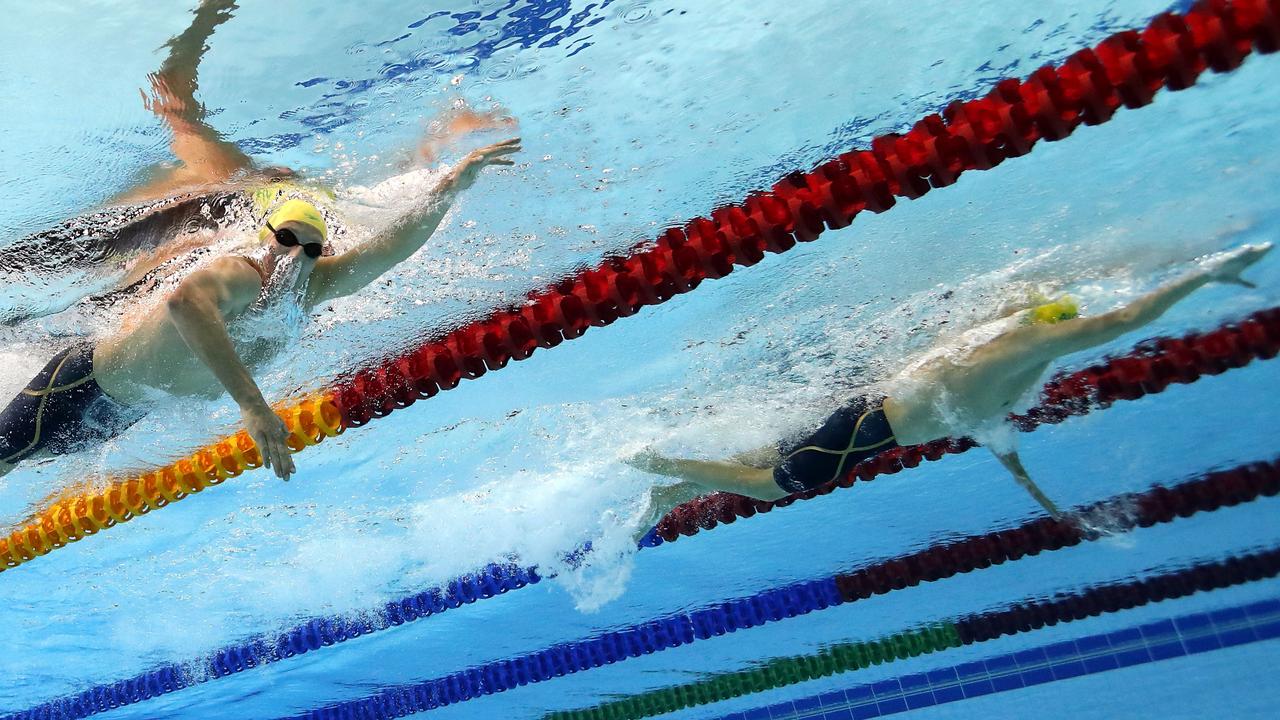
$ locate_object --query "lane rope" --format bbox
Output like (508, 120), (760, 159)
(7, 309), (1275, 720)
(273, 457), (1280, 720)
(545, 547), (1280, 720)
(3, 0), (1273, 575)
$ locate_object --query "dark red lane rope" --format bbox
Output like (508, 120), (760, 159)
(953, 545), (1280, 644)
(653, 306), (1280, 544)
(331, 0), (1280, 427)
(828, 459), (1280, 604)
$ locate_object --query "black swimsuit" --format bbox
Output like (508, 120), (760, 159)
(773, 395), (898, 493)
(0, 344), (140, 464)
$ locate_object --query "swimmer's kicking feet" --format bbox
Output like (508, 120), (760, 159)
(628, 243), (1272, 525)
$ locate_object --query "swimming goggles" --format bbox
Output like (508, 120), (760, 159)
(265, 221), (324, 259)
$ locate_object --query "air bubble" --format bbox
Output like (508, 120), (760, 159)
(622, 4), (651, 23)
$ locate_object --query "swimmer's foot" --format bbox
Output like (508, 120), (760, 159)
(632, 480), (707, 544)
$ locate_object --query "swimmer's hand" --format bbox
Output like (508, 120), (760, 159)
(243, 401), (296, 481)
(444, 138), (522, 192)
(1201, 242), (1272, 289)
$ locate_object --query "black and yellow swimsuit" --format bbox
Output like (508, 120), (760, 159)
(773, 395), (898, 493)
(0, 344), (140, 465)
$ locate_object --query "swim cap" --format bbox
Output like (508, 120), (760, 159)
(260, 199), (328, 242)
(1028, 295), (1080, 325)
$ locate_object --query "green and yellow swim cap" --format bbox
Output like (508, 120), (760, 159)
(1027, 295), (1080, 325)
(259, 199), (328, 242)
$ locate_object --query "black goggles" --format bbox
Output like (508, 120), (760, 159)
(265, 221), (324, 259)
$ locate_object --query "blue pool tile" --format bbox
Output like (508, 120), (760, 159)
(1107, 627), (1144, 650)
(875, 697), (908, 715)
(1138, 619), (1178, 643)
(818, 691), (846, 708)
(1217, 625), (1259, 648)
(1082, 651), (1120, 674)
(1173, 612), (1213, 634)
(898, 673), (928, 694)
(1043, 640), (1079, 663)
(989, 670), (1024, 692)
(1013, 647), (1050, 670)
(850, 703), (880, 720)
(844, 685), (874, 705)
(1252, 620), (1280, 640)
(904, 692), (936, 710)
(1113, 646), (1152, 667)
(1243, 598), (1280, 619)
(932, 682), (964, 704)
(1018, 665), (1054, 687)
(1074, 633), (1111, 656)
(926, 666), (960, 686)
(768, 702), (796, 719)
(724, 714), (746, 720)
(1183, 632), (1224, 654)
(870, 679), (902, 700)
(744, 709), (772, 720)
(1050, 660), (1088, 680)
(983, 653), (1018, 677)
(953, 661), (987, 682)
(1209, 606), (1249, 627)
(1146, 641), (1186, 661)
(823, 710), (855, 720)
(794, 696), (821, 713)
(960, 679), (996, 698)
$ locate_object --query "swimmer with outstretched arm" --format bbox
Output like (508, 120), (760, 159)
(0, 1), (521, 480)
(630, 243), (1271, 520)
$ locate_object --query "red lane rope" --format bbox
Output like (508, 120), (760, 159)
(834, 459), (1280, 602)
(331, 0), (1280, 427)
(653, 306), (1280, 544)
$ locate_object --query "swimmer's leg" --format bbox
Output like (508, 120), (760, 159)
(992, 449), (1062, 518)
(626, 451), (789, 502)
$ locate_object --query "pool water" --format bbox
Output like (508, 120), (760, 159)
(1, 1), (1279, 718)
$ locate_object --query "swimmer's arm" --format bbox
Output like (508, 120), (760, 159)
(120, 0), (250, 202)
(304, 139), (521, 306)
(1018, 244), (1270, 364)
(166, 258), (296, 479)
(990, 448), (1062, 518)
(165, 258), (265, 410)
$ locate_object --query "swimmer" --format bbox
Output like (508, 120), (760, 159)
(629, 243), (1272, 522)
(0, 1), (521, 480)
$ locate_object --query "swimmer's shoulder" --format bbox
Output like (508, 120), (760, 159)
(178, 255), (266, 306)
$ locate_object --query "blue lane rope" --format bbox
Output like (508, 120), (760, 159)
(271, 459), (1280, 720)
(2, 560), (546, 720)
(282, 578), (845, 720)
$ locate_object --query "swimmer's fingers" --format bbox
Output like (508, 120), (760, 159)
(244, 408), (294, 481)
(1203, 241), (1272, 285)
(474, 138), (522, 159)
(451, 139), (522, 188)
(268, 417), (294, 482)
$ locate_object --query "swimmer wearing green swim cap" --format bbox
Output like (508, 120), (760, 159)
(0, 1), (520, 481)
(630, 242), (1272, 523)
